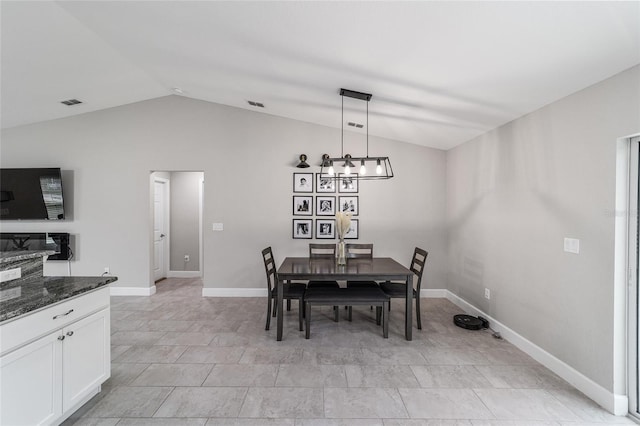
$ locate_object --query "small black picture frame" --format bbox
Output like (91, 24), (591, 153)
(316, 173), (336, 193)
(316, 219), (336, 239)
(344, 219), (359, 239)
(338, 196), (359, 215)
(293, 196), (312, 216)
(293, 219), (313, 239)
(338, 173), (358, 193)
(293, 173), (313, 193)
(316, 196), (336, 216)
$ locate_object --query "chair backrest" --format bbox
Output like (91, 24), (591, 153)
(410, 247), (429, 291)
(345, 243), (373, 259)
(309, 243), (336, 258)
(262, 247), (277, 292)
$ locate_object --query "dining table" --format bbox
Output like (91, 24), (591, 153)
(276, 257), (415, 341)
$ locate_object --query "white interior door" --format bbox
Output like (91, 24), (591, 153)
(153, 179), (168, 282)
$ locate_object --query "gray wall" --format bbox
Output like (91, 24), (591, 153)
(0, 95), (447, 291)
(169, 171), (202, 271)
(446, 65), (640, 393)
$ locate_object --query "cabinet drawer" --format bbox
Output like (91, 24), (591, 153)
(0, 287), (109, 356)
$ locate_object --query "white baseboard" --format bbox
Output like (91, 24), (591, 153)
(202, 288), (267, 297)
(421, 288), (448, 298)
(110, 285), (157, 296)
(437, 289), (627, 416)
(168, 270), (201, 278)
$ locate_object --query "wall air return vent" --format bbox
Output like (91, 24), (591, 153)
(60, 99), (82, 106)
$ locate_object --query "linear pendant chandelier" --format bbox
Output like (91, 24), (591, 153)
(319, 89), (394, 180)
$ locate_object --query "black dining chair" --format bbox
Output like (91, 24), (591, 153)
(307, 244), (340, 289)
(344, 243), (379, 317)
(380, 247), (428, 329)
(307, 243), (340, 321)
(345, 243), (379, 288)
(262, 247), (305, 331)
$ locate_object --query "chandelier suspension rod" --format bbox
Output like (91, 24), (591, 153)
(341, 94), (344, 157)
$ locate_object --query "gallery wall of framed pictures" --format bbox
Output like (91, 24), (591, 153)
(292, 172), (360, 240)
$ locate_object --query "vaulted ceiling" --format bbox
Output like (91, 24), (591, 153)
(2, 1), (638, 150)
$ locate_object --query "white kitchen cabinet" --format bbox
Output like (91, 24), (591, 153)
(0, 288), (110, 426)
(0, 331), (63, 425)
(62, 308), (110, 412)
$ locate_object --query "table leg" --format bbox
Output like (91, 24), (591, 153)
(277, 278), (284, 341)
(405, 274), (412, 341)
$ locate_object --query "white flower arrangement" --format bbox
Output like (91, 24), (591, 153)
(335, 211), (352, 241)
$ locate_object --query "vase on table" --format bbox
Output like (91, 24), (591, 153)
(337, 239), (346, 265)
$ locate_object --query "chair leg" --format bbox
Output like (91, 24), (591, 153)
(298, 297), (304, 331)
(287, 299), (292, 311)
(415, 294), (422, 330)
(334, 306), (339, 322)
(265, 296), (272, 330)
(375, 306), (382, 325)
(305, 302), (311, 339)
(348, 306), (352, 322)
(382, 301), (389, 338)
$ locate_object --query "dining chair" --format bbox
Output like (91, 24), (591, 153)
(262, 247), (305, 331)
(344, 243), (378, 317)
(307, 243), (340, 321)
(345, 243), (379, 288)
(380, 247), (428, 329)
(307, 244), (340, 289)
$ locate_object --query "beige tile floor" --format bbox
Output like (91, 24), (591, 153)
(62, 278), (636, 425)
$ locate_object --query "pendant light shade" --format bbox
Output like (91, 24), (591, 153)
(319, 88), (394, 180)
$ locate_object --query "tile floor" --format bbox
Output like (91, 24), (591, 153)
(62, 278), (636, 425)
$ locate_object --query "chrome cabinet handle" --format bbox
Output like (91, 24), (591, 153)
(58, 335), (65, 341)
(66, 331), (74, 337)
(53, 309), (74, 320)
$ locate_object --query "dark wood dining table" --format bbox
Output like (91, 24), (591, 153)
(276, 257), (414, 341)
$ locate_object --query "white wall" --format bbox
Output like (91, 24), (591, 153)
(446, 65), (640, 395)
(0, 95), (447, 291)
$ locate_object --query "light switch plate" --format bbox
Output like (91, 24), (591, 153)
(564, 238), (580, 254)
(212, 223), (224, 231)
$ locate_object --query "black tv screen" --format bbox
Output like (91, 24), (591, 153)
(0, 168), (65, 220)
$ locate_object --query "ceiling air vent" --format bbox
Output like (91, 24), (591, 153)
(348, 122), (364, 128)
(247, 101), (265, 108)
(60, 99), (82, 106)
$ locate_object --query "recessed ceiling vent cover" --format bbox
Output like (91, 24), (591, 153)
(453, 314), (483, 330)
(60, 99), (82, 106)
(247, 101), (265, 108)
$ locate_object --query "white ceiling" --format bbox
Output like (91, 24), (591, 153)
(2, 1), (639, 150)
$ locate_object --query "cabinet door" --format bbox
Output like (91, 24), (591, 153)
(0, 332), (63, 426)
(62, 308), (110, 411)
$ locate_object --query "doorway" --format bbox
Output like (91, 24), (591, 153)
(151, 171), (204, 285)
(153, 177), (169, 282)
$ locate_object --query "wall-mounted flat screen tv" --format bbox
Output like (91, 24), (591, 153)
(0, 168), (65, 220)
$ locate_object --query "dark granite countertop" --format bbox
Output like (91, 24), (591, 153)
(0, 250), (56, 264)
(0, 275), (117, 323)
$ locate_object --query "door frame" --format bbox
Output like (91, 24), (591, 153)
(628, 136), (640, 419)
(153, 177), (170, 282)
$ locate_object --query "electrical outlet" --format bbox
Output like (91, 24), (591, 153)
(104, 267), (110, 274)
(0, 268), (21, 283)
(484, 288), (491, 300)
(184, 255), (190, 262)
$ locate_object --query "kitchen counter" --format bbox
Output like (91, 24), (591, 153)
(0, 275), (116, 323)
(0, 250), (56, 264)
